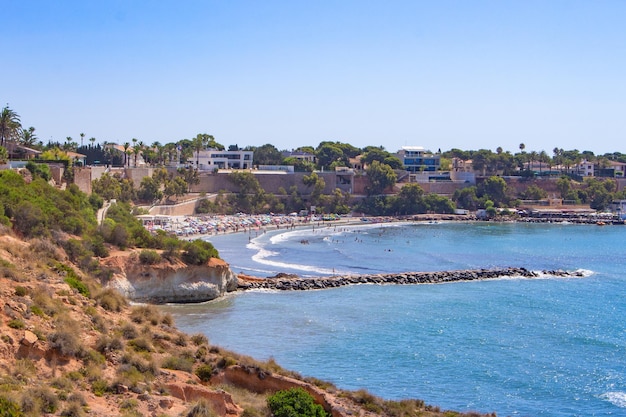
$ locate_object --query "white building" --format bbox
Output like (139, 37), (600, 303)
(194, 149), (253, 170)
(396, 146), (441, 173)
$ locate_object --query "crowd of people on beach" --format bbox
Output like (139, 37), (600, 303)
(140, 213), (375, 238)
(141, 209), (624, 240)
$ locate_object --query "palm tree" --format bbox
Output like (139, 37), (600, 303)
(123, 142), (131, 167)
(192, 134), (210, 168)
(89, 137), (96, 148)
(134, 140), (144, 167)
(21, 127), (38, 147)
(0, 105), (22, 148)
(80, 132), (85, 147)
(529, 151), (538, 172)
(151, 141), (163, 165)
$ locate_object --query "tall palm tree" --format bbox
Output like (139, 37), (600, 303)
(123, 142), (131, 167)
(89, 137), (96, 148)
(80, 132), (85, 147)
(151, 141), (162, 165)
(529, 151), (538, 172)
(0, 105), (22, 148)
(134, 140), (144, 167)
(192, 134), (210, 168)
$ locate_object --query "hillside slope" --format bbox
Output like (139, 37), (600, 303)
(0, 233), (496, 417)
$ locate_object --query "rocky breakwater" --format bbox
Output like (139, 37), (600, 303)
(103, 254), (239, 303)
(238, 267), (582, 291)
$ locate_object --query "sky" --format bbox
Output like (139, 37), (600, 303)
(3, 0), (626, 155)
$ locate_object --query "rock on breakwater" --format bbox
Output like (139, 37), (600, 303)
(237, 267), (582, 291)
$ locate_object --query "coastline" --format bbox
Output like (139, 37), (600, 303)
(144, 210), (624, 244)
(144, 213), (476, 242)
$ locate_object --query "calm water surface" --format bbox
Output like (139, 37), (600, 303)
(162, 222), (626, 416)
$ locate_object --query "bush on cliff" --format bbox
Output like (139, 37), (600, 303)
(181, 239), (219, 265)
(139, 249), (161, 265)
(267, 388), (327, 417)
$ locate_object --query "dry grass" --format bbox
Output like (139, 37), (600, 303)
(29, 238), (65, 261)
(94, 288), (127, 312)
(130, 305), (162, 325)
(216, 383), (269, 417)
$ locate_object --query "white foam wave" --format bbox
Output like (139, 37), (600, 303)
(250, 247), (341, 275)
(249, 241), (350, 275)
(245, 288), (281, 294)
(600, 391), (626, 408)
(533, 269), (595, 278)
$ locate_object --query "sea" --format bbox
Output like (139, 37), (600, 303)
(161, 221), (626, 417)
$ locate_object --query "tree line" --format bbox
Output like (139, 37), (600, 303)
(4, 104), (626, 216)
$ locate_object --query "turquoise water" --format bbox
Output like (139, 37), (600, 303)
(163, 222), (626, 416)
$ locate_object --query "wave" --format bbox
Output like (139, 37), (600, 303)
(599, 391), (626, 408)
(249, 244), (347, 276)
(532, 269), (595, 278)
(244, 229), (351, 275)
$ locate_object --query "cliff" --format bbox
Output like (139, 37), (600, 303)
(103, 253), (238, 303)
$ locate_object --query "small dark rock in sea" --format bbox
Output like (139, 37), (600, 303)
(268, 272), (299, 279)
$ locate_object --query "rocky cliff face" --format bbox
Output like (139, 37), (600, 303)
(104, 254), (238, 303)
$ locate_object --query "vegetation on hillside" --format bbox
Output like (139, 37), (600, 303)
(0, 169), (219, 281)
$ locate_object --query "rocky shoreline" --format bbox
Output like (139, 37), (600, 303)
(237, 267), (583, 291)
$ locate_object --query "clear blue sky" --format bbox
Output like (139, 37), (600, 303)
(3, 1), (625, 155)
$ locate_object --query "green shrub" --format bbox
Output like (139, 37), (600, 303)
(161, 355), (194, 373)
(120, 352), (158, 376)
(64, 275), (90, 297)
(267, 388), (327, 417)
(194, 364), (213, 382)
(30, 305), (44, 317)
(25, 161), (51, 181)
(55, 263), (90, 297)
(138, 249), (161, 265)
(0, 396), (23, 417)
(14, 286), (27, 297)
(127, 337), (153, 353)
(81, 349), (106, 366)
(181, 240), (219, 265)
(91, 378), (108, 397)
(7, 320), (25, 330)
